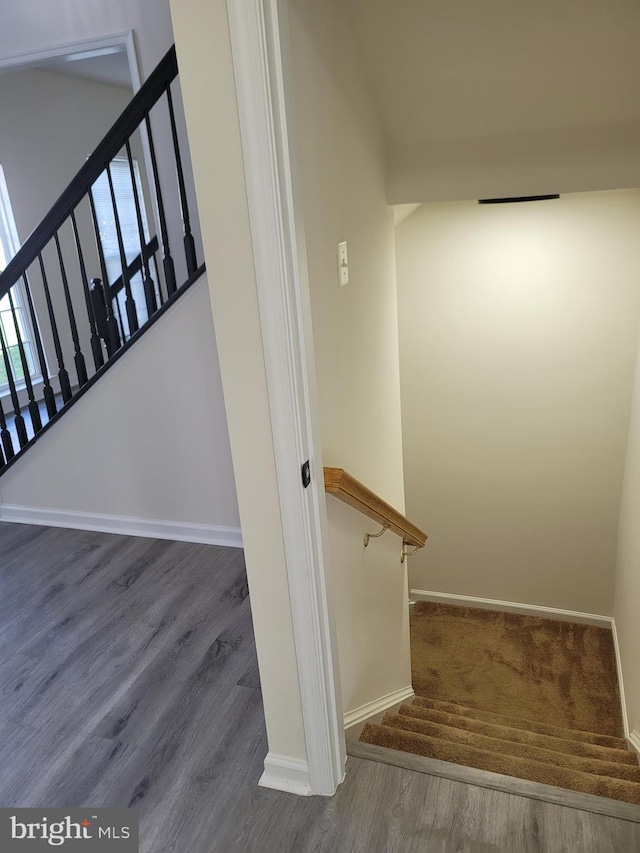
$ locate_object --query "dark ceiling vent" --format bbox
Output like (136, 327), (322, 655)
(478, 195), (560, 204)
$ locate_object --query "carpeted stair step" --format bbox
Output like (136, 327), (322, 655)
(360, 723), (640, 805)
(380, 713), (640, 782)
(412, 695), (628, 750)
(397, 704), (638, 766)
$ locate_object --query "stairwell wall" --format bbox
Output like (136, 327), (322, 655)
(287, 0), (412, 722)
(397, 190), (640, 616)
(614, 323), (640, 740)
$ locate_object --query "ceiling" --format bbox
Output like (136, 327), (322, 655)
(344, 0), (640, 202)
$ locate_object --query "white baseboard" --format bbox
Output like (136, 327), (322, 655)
(344, 685), (415, 730)
(410, 589), (611, 627)
(0, 504), (243, 548)
(259, 753), (312, 796)
(628, 731), (640, 757)
(611, 618), (630, 739)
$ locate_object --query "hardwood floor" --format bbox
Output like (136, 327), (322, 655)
(1, 520), (639, 852)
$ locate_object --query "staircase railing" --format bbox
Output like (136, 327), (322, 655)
(324, 467), (427, 561)
(0, 45), (204, 473)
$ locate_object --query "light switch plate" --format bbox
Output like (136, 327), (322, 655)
(337, 241), (349, 286)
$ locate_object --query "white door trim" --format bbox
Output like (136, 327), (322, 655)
(226, 0), (346, 795)
(0, 32), (141, 92)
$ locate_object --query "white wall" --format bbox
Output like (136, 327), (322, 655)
(0, 70), (133, 242)
(397, 190), (640, 615)
(288, 0), (411, 718)
(388, 127), (640, 205)
(0, 0), (172, 81)
(614, 332), (640, 739)
(0, 275), (240, 536)
(169, 0), (309, 769)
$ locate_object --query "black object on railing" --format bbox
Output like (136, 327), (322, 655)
(0, 45), (205, 475)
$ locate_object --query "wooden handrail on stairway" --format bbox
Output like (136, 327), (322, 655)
(324, 467), (427, 548)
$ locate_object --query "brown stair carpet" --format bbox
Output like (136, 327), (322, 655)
(359, 602), (640, 804)
(397, 703), (636, 764)
(411, 696), (627, 749)
(410, 602), (624, 736)
(379, 713), (640, 781)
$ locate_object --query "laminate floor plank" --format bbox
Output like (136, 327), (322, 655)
(2, 520), (640, 853)
(0, 613), (163, 731)
(90, 596), (254, 749)
(12, 541), (239, 663)
(0, 532), (148, 649)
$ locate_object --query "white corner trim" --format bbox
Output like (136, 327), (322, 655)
(227, 0), (345, 797)
(259, 753), (312, 796)
(344, 686), (415, 730)
(628, 731), (640, 757)
(410, 589), (612, 628)
(611, 618), (630, 739)
(0, 504), (243, 548)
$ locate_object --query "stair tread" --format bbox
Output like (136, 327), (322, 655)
(398, 704), (637, 765)
(381, 713), (640, 782)
(412, 695), (627, 748)
(360, 723), (640, 805)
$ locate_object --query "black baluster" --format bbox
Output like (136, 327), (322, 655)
(145, 113), (176, 295)
(125, 138), (157, 317)
(0, 322), (28, 447)
(54, 231), (88, 387)
(165, 85), (197, 277)
(37, 252), (72, 403)
(21, 272), (57, 419)
(6, 288), (42, 434)
(105, 162), (139, 335)
(0, 392), (15, 462)
(88, 188), (121, 356)
(70, 210), (104, 371)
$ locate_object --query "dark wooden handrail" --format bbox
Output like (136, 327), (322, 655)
(0, 46), (178, 298)
(324, 467), (427, 548)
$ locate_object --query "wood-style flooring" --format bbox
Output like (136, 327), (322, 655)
(1, 520), (639, 852)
